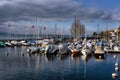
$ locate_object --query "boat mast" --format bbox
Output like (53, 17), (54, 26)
(106, 22), (109, 41)
(36, 17), (40, 39)
(74, 15), (77, 39)
(55, 24), (57, 38)
(116, 23), (119, 42)
(62, 17), (64, 40)
(8, 21), (11, 41)
(7, 21), (10, 41)
(97, 24), (99, 40)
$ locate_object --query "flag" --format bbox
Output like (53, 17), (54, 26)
(8, 24), (10, 27)
(43, 27), (46, 30)
(15, 30), (17, 32)
(32, 25), (34, 28)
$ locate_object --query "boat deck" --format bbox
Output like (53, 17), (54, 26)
(105, 50), (120, 53)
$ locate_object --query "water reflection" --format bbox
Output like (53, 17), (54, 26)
(94, 54), (106, 61)
(6, 55), (11, 69)
(61, 58), (64, 80)
(45, 54), (57, 62)
(81, 55), (92, 80)
(71, 53), (81, 61)
(81, 54), (92, 62)
(5, 47), (11, 55)
(58, 54), (69, 60)
(34, 55), (39, 70)
(0, 47), (120, 80)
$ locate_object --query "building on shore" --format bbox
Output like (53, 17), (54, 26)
(98, 27), (120, 41)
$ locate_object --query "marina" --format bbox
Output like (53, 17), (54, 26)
(0, 24), (120, 80)
(0, 35), (120, 80)
(0, 0), (120, 80)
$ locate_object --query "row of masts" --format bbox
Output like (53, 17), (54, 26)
(5, 16), (120, 42)
(96, 22), (120, 42)
(6, 17), (65, 40)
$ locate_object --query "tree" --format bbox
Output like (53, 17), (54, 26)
(70, 15), (85, 39)
(100, 31), (105, 38)
(93, 32), (97, 38)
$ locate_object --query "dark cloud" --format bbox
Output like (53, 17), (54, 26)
(77, 8), (113, 21)
(0, 0), (119, 34)
(0, 0), (81, 21)
(0, 0), (117, 22)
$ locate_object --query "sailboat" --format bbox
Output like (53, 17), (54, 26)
(44, 44), (59, 55)
(81, 36), (92, 56)
(27, 46), (41, 54)
(68, 42), (81, 55)
(58, 43), (70, 55)
(94, 24), (105, 57)
(5, 41), (13, 47)
(5, 21), (13, 47)
(94, 41), (105, 58)
(81, 44), (91, 56)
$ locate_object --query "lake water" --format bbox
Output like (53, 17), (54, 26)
(0, 47), (119, 80)
(0, 34), (72, 40)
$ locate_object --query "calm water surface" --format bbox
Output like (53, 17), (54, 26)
(0, 47), (119, 80)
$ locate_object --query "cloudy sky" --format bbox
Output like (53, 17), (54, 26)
(0, 0), (120, 35)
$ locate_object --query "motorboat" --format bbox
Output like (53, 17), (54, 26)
(44, 44), (59, 55)
(0, 41), (5, 47)
(58, 43), (70, 55)
(27, 46), (40, 54)
(81, 45), (91, 56)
